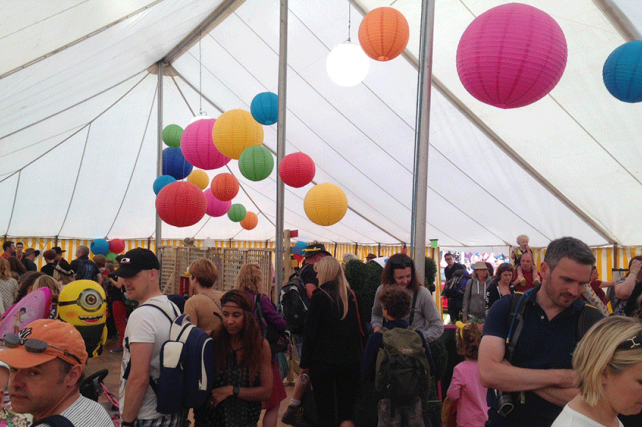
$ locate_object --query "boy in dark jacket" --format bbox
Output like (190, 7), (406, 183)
(361, 286), (436, 427)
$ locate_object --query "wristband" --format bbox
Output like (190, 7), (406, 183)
(122, 421), (136, 427)
(233, 385), (240, 397)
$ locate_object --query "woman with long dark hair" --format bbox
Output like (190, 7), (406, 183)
(371, 253), (443, 342)
(300, 256), (367, 427)
(194, 289), (273, 427)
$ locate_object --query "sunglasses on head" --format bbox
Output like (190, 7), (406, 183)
(2, 334), (82, 365)
(390, 256), (413, 269)
(616, 330), (642, 350)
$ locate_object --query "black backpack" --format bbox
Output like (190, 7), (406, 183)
(443, 269), (470, 299)
(253, 294), (289, 355)
(75, 258), (98, 281)
(280, 272), (310, 335)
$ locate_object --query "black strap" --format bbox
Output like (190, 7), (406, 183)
(32, 414), (75, 427)
(254, 294), (268, 329)
(408, 291), (418, 326)
(505, 290), (532, 362)
(200, 292), (223, 321)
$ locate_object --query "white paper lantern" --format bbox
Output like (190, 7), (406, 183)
(326, 43), (370, 87)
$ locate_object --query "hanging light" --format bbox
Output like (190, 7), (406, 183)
(326, 43), (370, 87)
(326, 3), (369, 87)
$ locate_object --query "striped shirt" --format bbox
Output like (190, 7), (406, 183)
(39, 395), (113, 427)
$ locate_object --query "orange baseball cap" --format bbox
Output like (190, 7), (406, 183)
(0, 319), (88, 368)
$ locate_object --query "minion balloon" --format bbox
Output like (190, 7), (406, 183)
(58, 280), (108, 357)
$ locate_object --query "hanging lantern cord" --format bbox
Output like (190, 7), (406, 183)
(198, 35), (206, 116)
(347, 2), (351, 42)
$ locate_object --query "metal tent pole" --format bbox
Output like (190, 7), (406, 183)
(155, 61), (164, 255)
(411, 0), (435, 284)
(275, 0), (288, 301)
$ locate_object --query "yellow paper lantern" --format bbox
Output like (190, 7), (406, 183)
(304, 183), (348, 226)
(186, 170), (209, 190)
(212, 109), (264, 160)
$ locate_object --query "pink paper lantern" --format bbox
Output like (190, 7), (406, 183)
(108, 238), (125, 254)
(279, 152), (316, 188)
(456, 3), (567, 109)
(204, 189), (232, 217)
(180, 119), (231, 170)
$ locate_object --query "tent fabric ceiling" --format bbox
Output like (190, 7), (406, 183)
(1, 0), (641, 248)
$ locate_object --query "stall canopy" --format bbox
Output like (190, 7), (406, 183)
(1, 0), (642, 248)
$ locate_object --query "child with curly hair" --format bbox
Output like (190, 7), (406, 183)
(446, 322), (488, 427)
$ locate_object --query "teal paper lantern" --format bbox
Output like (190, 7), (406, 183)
(250, 92), (278, 125)
(162, 124), (183, 148)
(91, 239), (110, 256)
(603, 41), (642, 103)
(228, 204), (247, 222)
(238, 146), (274, 181)
(153, 175), (177, 195)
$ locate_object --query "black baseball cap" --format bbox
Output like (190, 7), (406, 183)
(52, 246), (65, 254)
(302, 243), (331, 258)
(113, 248), (160, 278)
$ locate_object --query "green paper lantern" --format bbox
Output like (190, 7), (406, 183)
(105, 251), (117, 262)
(162, 124), (183, 148)
(228, 203), (247, 222)
(238, 146), (274, 181)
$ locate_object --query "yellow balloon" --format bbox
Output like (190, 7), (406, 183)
(212, 109), (264, 160)
(187, 169), (209, 190)
(304, 183), (348, 226)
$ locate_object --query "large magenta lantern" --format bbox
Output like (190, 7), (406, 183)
(180, 118), (230, 170)
(456, 3), (567, 109)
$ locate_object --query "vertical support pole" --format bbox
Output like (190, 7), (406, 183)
(155, 62), (164, 257)
(411, 0), (435, 285)
(275, 0), (288, 299)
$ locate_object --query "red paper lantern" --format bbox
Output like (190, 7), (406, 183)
(456, 3), (567, 109)
(156, 182), (207, 227)
(240, 212), (258, 230)
(279, 152), (315, 188)
(108, 238), (125, 254)
(210, 173), (239, 201)
(204, 189), (231, 217)
(180, 119), (231, 170)
(358, 7), (409, 61)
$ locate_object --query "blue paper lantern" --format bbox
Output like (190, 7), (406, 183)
(603, 41), (642, 103)
(162, 147), (193, 180)
(250, 92), (278, 125)
(292, 241), (307, 255)
(91, 238), (110, 256)
(153, 175), (177, 195)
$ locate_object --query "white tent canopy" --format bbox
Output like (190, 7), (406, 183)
(2, 0), (641, 248)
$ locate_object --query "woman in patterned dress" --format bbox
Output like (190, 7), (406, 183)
(194, 289), (273, 427)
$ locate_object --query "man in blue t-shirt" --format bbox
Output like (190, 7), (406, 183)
(479, 237), (603, 427)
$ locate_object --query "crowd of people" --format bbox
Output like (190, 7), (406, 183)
(1, 236), (642, 427)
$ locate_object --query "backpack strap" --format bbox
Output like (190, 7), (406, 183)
(576, 304), (603, 341)
(505, 289), (533, 362)
(254, 294), (268, 329)
(33, 414), (75, 427)
(200, 291), (223, 321)
(408, 291), (419, 326)
(350, 289), (366, 350)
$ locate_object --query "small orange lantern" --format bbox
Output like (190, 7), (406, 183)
(240, 212), (258, 230)
(210, 173), (239, 202)
(358, 7), (409, 61)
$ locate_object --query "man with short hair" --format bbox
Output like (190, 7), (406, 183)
(0, 319), (113, 427)
(70, 245), (102, 285)
(15, 242), (24, 260)
(116, 248), (184, 427)
(1, 241), (15, 259)
(479, 237), (603, 427)
(444, 252), (466, 322)
(21, 248), (40, 272)
(511, 252), (541, 292)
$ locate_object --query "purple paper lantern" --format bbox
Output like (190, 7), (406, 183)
(456, 3), (567, 109)
(204, 189), (232, 217)
(180, 119), (231, 170)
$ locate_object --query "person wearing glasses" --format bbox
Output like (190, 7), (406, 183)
(371, 253), (444, 343)
(0, 319), (113, 426)
(552, 316), (642, 427)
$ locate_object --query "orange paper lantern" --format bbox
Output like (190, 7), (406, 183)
(240, 212), (258, 230)
(358, 7), (409, 61)
(210, 173), (239, 201)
